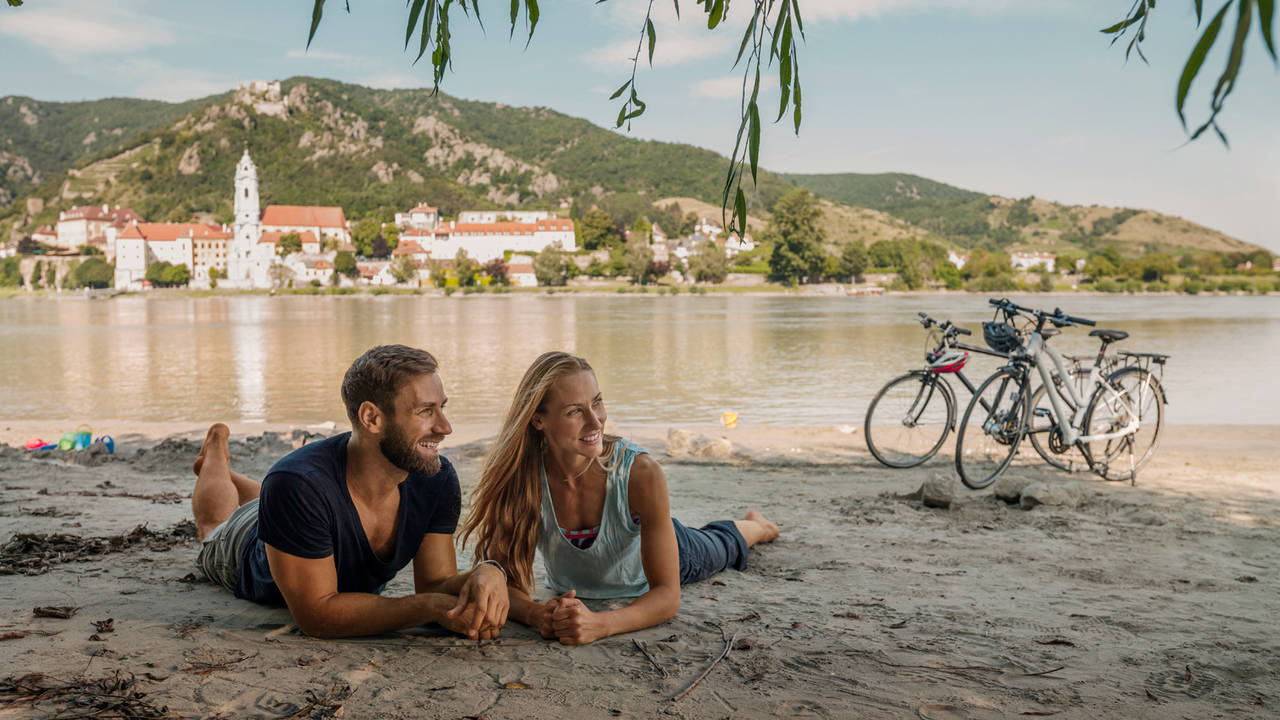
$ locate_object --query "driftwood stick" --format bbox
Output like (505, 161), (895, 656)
(1022, 665), (1066, 677)
(671, 631), (737, 702)
(633, 639), (668, 678)
(263, 623), (297, 642)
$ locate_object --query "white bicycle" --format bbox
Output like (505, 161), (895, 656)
(955, 298), (1166, 489)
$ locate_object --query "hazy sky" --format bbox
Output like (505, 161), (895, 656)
(2, 0), (1276, 251)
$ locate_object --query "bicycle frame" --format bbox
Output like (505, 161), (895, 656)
(1023, 332), (1138, 446)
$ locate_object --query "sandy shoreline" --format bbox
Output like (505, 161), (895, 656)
(1, 423), (1277, 718)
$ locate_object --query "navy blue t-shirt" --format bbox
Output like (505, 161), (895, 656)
(234, 432), (461, 605)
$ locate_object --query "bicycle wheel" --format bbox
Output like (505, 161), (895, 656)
(1081, 367), (1165, 481)
(1028, 368), (1090, 473)
(865, 371), (954, 468)
(955, 368), (1029, 490)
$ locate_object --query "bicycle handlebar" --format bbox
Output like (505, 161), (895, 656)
(916, 312), (973, 343)
(988, 298), (1095, 328)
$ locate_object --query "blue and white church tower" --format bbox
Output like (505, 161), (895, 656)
(227, 148), (261, 287)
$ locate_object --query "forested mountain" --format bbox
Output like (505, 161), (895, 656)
(0, 78), (1258, 259)
(780, 172), (1255, 256)
(0, 94), (224, 208)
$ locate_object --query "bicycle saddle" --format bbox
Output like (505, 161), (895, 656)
(1089, 329), (1129, 343)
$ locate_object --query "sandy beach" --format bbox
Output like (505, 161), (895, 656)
(1, 421), (1277, 719)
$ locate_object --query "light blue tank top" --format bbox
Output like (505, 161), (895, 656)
(537, 439), (648, 599)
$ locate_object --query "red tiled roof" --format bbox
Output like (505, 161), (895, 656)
(400, 228), (433, 238)
(314, 260), (333, 270)
(356, 264), (378, 278)
(393, 240), (427, 255)
(410, 204), (438, 213)
(535, 219), (574, 232)
(261, 205), (347, 229)
(119, 222), (230, 242)
(61, 205), (144, 224)
(451, 222), (535, 234)
(259, 230), (319, 245)
(508, 264), (535, 274)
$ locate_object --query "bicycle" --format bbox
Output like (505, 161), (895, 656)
(864, 312), (1007, 468)
(954, 298), (1166, 489)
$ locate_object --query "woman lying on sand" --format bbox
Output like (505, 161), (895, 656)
(459, 351), (780, 645)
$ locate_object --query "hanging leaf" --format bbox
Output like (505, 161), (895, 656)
(646, 17), (657, 65)
(748, 101), (760, 183)
(708, 0), (724, 29)
(308, 0), (327, 49)
(1176, 2), (1230, 128)
(609, 79), (632, 100)
(1258, 0), (1276, 61)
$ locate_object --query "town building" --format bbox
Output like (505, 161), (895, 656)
(1010, 251), (1056, 273)
(948, 250), (969, 269)
(507, 254), (537, 287)
(394, 204), (439, 230)
(260, 205), (350, 246)
(457, 209), (552, 225)
(114, 222), (231, 289)
(54, 205), (143, 255)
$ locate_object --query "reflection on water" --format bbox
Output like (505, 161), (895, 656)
(1, 294), (1276, 426)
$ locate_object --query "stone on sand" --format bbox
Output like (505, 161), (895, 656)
(1020, 481), (1090, 510)
(992, 476), (1037, 504)
(919, 476), (956, 509)
(665, 429), (733, 460)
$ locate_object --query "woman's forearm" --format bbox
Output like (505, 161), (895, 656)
(596, 584), (681, 638)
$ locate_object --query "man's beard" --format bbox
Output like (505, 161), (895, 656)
(379, 420), (441, 476)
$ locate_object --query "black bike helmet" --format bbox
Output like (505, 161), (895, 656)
(983, 321), (1022, 354)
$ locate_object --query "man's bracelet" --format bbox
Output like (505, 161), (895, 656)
(474, 559), (508, 580)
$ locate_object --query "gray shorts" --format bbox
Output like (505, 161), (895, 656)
(195, 499), (259, 592)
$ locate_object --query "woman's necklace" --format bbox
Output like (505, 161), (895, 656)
(546, 448), (594, 484)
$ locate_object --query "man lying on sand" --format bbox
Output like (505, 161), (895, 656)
(189, 345), (509, 639)
(460, 351), (780, 645)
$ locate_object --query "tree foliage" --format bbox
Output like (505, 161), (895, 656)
(578, 208), (620, 251)
(453, 248), (478, 286)
(1104, 0), (1278, 146)
(305, 0), (804, 236)
(72, 257), (113, 288)
(334, 250), (358, 276)
(147, 261), (189, 287)
(277, 231), (303, 257)
(533, 244), (569, 286)
(689, 242), (729, 284)
(389, 255), (418, 284)
(766, 187), (825, 285)
(483, 257), (510, 286)
(624, 233), (655, 284)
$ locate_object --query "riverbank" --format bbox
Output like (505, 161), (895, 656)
(1, 422), (1276, 717)
(2, 282), (1276, 301)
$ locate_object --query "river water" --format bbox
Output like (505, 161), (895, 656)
(1, 294), (1275, 426)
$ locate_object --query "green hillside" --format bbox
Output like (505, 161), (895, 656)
(0, 80), (1261, 264)
(1, 77), (791, 231)
(781, 172), (1256, 257)
(0, 94), (225, 208)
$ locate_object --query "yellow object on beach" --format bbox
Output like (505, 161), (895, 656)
(720, 412), (738, 428)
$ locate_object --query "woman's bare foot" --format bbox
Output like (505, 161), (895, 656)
(734, 510), (780, 547)
(744, 510), (780, 542)
(193, 423), (231, 476)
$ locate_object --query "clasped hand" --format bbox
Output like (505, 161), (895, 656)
(535, 589), (607, 645)
(443, 563), (509, 640)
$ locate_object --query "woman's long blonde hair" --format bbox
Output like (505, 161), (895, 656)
(459, 351), (614, 593)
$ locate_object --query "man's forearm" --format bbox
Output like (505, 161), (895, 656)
(294, 591), (452, 638)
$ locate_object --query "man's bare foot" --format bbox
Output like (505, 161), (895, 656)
(193, 423), (231, 476)
(744, 510), (780, 542)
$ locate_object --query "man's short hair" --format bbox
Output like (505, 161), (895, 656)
(341, 345), (439, 425)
